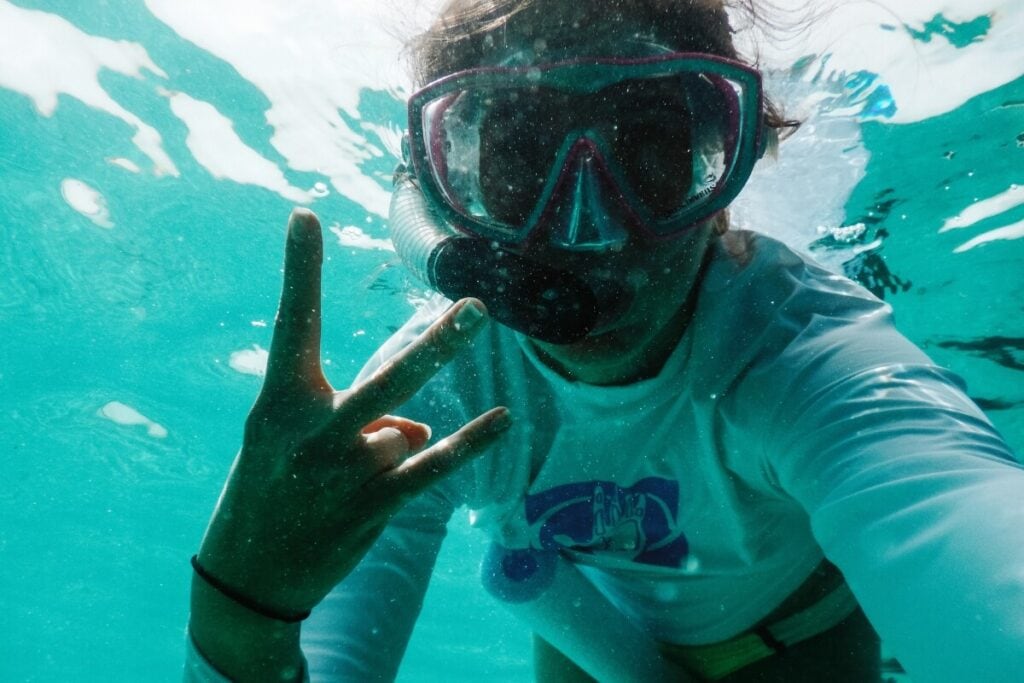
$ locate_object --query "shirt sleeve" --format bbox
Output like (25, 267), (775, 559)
(301, 485), (457, 681)
(763, 358), (1024, 682)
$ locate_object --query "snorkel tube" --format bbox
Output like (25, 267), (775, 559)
(390, 172), (605, 345)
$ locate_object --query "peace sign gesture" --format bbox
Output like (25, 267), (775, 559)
(189, 209), (510, 680)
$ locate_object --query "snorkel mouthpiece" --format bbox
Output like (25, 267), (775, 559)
(433, 240), (600, 344)
(390, 177), (603, 344)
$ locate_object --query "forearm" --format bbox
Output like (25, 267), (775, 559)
(188, 574), (306, 683)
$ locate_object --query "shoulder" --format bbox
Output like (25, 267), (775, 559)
(692, 231), (932, 396)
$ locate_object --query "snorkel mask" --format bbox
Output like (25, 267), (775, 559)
(390, 50), (766, 344)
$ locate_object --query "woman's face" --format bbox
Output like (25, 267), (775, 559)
(468, 11), (720, 385)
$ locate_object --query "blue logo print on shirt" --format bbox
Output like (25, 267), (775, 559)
(524, 477), (688, 567)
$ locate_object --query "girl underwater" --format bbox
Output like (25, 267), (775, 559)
(186, 0), (1024, 681)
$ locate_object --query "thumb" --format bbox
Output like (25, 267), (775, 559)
(360, 415), (432, 452)
(363, 427), (414, 464)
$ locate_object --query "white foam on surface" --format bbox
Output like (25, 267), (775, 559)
(954, 220), (1024, 253)
(144, 0), (426, 218)
(728, 0), (1023, 261)
(330, 224), (394, 252)
(60, 178), (114, 228)
(98, 400), (168, 438)
(163, 89), (311, 203)
(731, 76), (869, 266)
(738, 0), (1024, 124)
(229, 344), (269, 377)
(942, 184), (1023, 232)
(0, 1), (178, 176)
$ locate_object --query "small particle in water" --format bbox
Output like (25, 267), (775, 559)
(309, 182), (329, 198)
(684, 556), (701, 574)
(710, 393), (718, 400)
(572, 598), (582, 608)
(1017, 133), (1024, 147)
(251, 320), (267, 328)
(353, 329), (365, 337)
(943, 150), (956, 160)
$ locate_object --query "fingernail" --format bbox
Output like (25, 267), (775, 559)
(453, 299), (486, 333)
(289, 208), (319, 239)
(490, 407), (512, 431)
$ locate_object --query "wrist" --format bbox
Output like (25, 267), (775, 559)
(190, 572), (305, 682)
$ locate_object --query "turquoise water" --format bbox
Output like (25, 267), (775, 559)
(0, 1), (1021, 680)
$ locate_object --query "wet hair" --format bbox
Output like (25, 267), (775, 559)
(406, 0), (800, 142)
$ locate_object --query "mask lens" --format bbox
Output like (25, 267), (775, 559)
(606, 73), (733, 221)
(418, 62), (752, 241)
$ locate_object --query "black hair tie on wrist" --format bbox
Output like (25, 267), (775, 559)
(190, 555), (311, 623)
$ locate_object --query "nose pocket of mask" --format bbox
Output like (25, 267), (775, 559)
(542, 137), (633, 250)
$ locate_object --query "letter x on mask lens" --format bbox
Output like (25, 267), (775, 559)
(404, 53), (766, 251)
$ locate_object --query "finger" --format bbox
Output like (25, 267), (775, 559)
(266, 208), (328, 390)
(339, 298), (488, 431)
(374, 407), (511, 505)
(361, 416), (432, 453)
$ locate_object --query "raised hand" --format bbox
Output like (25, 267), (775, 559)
(189, 209), (509, 680)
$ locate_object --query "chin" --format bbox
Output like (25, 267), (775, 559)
(544, 317), (649, 365)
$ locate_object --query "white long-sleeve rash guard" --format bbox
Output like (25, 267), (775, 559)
(187, 233), (1024, 682)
